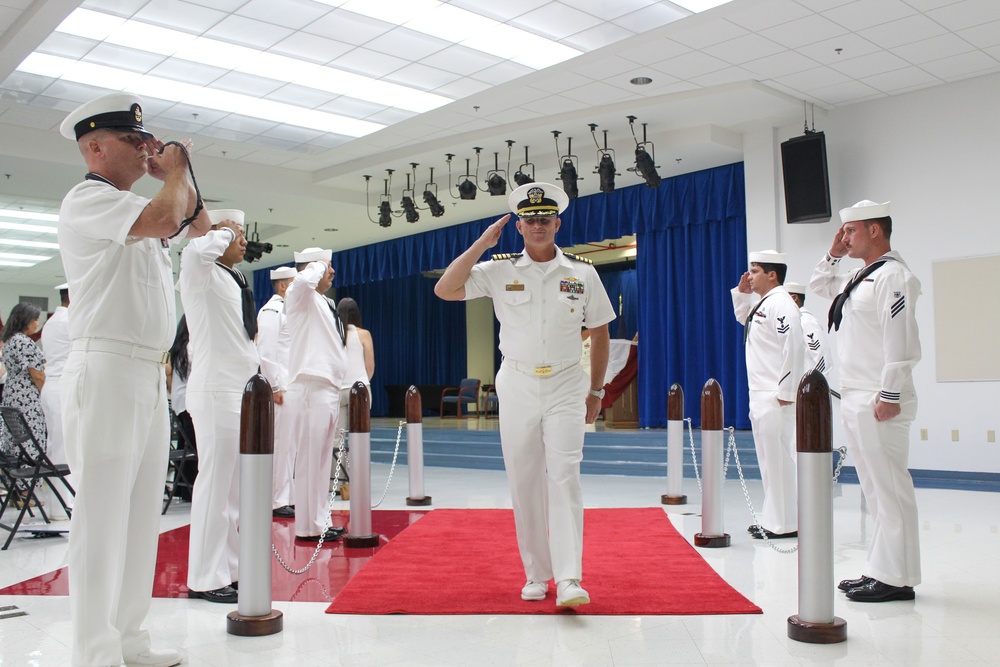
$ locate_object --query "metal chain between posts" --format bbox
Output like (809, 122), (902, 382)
(684, 418), (701, 492)
(684, 423), (850, 556)
(271, 428), (348, 575)
(371, 420), (406, 509)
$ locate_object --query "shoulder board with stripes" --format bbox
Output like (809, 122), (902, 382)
(492, 253), (522, 261)
(562, 252), (593, 264)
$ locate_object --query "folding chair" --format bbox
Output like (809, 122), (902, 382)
(163, 411), (198, 514)
(0, 406), (75, 550)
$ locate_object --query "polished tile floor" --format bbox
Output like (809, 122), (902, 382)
(2, 419), (999, 666)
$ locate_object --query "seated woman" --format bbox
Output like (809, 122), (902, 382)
(0, 302), (47, 506)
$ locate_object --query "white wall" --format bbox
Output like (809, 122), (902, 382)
(0, 282), (61, 324)
(748, 71), (1000, 474)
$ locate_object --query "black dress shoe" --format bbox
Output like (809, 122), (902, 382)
(845, 579), (915, 602)
(750, 528), (798, 540)
(838, 575), (873, 592)
(187, 585), (238, 603)
(747, 524), (761, 534)
(272, 505), (295, 518)
(295, 526), (345, 542)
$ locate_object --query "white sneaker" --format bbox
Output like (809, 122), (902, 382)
(124, 648), (182, 667)
(556, 579), (590, 607)
(521, 581), (548, 601)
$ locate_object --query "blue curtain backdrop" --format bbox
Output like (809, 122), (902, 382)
(633, 165), (749, 429)
(253, 163), (749, 427)
(336, 275), (467, 417)
(597, 266), (638, 341)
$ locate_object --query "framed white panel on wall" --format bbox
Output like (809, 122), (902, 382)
(933, 255), (1000, 382)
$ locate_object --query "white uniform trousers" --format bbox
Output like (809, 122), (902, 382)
(271, 401), (295, 508)
(185, 391), (241, 592)
(840, 388), (921, 587)
(495, 361), (588, 583)
(62, 350), (169, 667)
(286, 378), (340, 537)
(748, 390), (797, 534)
(40, 375), (74, 513)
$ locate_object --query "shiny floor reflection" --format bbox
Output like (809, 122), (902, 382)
(1, 442), (999, 666)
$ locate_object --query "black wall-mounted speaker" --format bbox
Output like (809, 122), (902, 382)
(781, 131), (831, 224)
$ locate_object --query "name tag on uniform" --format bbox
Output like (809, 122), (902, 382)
(505, 284), (524, 291)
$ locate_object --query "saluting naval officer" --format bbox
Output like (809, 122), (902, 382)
(731, 250), (805, 540)
(810, 200), (922, 602)
(784, 282), (834, 378)
(58, 93), (210, 667)
(257, 266), (297, 518)
(435, 182), (615, 607)
(180, 209), (259, 604)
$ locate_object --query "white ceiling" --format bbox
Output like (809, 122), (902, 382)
(0, 0), (998, 284)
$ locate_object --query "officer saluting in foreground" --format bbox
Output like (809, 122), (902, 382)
(58, 93), (210, 667)
(435, 183), (615, 607)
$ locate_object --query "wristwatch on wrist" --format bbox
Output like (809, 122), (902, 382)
(588, 388), (605, 399)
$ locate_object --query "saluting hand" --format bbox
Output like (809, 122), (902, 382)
(478, 214), (510, 249)
(829, 226), (848, 258)
(737, 271), (752, 294)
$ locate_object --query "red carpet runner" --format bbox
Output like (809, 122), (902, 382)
(326, 508), (761, 616)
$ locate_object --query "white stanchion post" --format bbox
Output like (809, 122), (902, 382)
(662, 383), (687, 505)
(227, 374), (283, 637)
(344, 382), (380, 548)
(788, 370), (847, 644)
(405, 385), (432, 506)
(695, 378), (730, 548)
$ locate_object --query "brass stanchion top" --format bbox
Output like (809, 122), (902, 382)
(240, 374), (274, 455)
(701, 378), (723, 431)
(405, 385), (422, 424)
(667, 383), (684, 421)
(796, 370), (832, 453)
(350, 381), (371, 434)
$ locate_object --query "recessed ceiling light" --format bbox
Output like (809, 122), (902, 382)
(630, 76), (653, 85)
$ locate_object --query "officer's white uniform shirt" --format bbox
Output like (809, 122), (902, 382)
(799, 307), (833, 376)
(256, 293), (288, 391)
(465, 248), (616, 361)
(60, 179), (177, 350)
(731, 285), (805, 402)
(179, 228), (259, 392)
(810, 251), (921, 400)
(284, 261), (348, 388)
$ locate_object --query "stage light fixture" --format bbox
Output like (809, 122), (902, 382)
(627, 116), (662, 189)
(401, 195), (419, 223)
(634, 146), (661, 188)
(378, 200), (393, 227)
(487, 172), (506, 195)
(590, 124), (619, 194)
(423, 189), (446, 216)
(598, 153), (617, 192)
(552, 131), (580, 199)
(458, 178), (477, 200)
(513, 144), (535, 185)
(422, 166), (446, 217)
